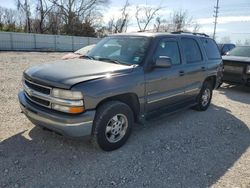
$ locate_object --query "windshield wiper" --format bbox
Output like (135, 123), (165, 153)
(97, 57), (129, 65)
(81, 55), (95, 60)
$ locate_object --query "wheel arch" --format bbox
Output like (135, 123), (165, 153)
(95, 93), (140, 121)
(204, 75), (217, 89)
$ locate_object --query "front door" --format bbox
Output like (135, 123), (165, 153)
(145, 38), (187, 112)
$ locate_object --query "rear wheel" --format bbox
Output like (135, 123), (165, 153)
(194, 81), (213, 111)
(92, 101), (134, 151)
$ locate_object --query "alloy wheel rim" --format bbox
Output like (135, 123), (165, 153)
(105, 114), (128, 143)
(201, 88), (211, 107)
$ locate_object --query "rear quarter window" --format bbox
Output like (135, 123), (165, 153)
(201, 38), (221, 60)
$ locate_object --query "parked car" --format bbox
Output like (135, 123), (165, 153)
(218, 43), (236, 55)
(61, 44), (96, 60)
(222, 46), (250, 86)
(18, 32), (222, 151)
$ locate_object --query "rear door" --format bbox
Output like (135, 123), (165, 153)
(145, 38), (187, 112)
(201, 38), (222, 84)
(179, 37), (207, 98)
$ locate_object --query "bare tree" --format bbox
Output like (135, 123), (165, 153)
(162, 10), (201, 33)
(135, 5), (162, 32)
(35, 0), (54, 33)
(170, 10), (192, 32)
(154, 17), (161, 32)
(192, 22), (201, 33)
(153, 17), (170, 32)
(17, 0), (32, 32)
(49, 0), (109, 35)
(0, 6), (23, 31)
(107, 0), (130, 34)
(46, 8), (64, 34)
(0, 7), (4, 23)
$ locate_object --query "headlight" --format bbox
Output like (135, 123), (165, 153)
(52, 88), (83, 100)
(51, 88), (84, 114)
(246, 65), (250, 74)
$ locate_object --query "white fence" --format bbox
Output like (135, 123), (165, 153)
(0, 32), (101, 52)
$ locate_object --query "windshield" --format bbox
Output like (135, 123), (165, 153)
(227, 46), (250, 57)
(87, 36), (150, 65)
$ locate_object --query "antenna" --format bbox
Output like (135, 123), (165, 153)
(213, 0), (219, 40)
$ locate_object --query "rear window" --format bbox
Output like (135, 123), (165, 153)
(201, 38), (221, 60)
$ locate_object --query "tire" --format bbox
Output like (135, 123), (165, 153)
(194, 81), (213, 111)
(92, 101), (134, 151)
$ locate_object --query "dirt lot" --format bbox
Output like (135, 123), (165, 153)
(0, 52), (250, 188)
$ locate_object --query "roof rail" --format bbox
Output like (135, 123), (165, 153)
(171, 31), (210, 37)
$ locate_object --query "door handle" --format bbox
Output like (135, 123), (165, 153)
(179, 70), (185, 76)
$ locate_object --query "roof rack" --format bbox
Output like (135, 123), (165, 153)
(171, 31), (210, 37)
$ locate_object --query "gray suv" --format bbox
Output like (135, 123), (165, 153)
(18, 32), (222, 151)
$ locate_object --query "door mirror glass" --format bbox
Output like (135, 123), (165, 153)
(155, 56), (172, 68)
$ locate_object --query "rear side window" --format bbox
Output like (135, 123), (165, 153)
(181, 38), (203, 63)
(202, 38), (221, 60)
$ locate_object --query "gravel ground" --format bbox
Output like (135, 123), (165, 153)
(0, 52), (250, 188)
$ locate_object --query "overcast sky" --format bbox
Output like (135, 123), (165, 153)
(0, 0), (249, 43)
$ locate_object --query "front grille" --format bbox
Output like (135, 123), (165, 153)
(223, 60), (245, 74)
(223, 60), (246, 83)
(25, 80), (51, 95)
(29, 95), (50, 106)
(224, 65), (243, 74)
(23, 79), (52, 108)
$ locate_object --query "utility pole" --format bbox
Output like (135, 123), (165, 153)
(213, 0), (219, 39)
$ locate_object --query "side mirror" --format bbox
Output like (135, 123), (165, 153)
(155, 56), (172, 68)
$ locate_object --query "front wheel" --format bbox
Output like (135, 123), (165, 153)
(194, 81), (213, 111)
(92, 101), (134, 151)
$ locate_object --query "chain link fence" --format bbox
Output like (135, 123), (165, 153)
(0, 32), (101, 52)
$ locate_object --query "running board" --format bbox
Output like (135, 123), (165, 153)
(145, 101), (198, 121)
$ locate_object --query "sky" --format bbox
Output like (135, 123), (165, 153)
(0, 0), (250, 43)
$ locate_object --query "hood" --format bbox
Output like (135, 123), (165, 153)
(222, 56), (250, 64)
(24, 59), (134, 89)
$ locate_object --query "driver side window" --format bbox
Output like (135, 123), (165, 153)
(154, 40), (181, 65)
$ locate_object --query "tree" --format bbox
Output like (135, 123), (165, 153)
(17, 0), (32, 32)
(34, 0), (54, 33)
(49, 0), (109, 35)
(135, 5), (162, 32)
(46, 8), (64, 34)
(0, 6), (24, 32)
(107, 0), (130, 34)
(192, 22), (201, 33)
(153, 10), (200, 33)
(170, 10), (192, 32)
(154, 17), (161, 32)
(153, 17), (170, 32)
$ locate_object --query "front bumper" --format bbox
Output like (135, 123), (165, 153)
(18, 91), (96, 138)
